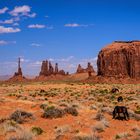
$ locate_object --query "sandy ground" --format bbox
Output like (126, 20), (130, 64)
(0, 82), (140, 140)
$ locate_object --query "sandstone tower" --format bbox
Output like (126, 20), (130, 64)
(39, 60), (67, 76)
(14, 57), (23, 76)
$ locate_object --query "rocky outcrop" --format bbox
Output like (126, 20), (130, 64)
(40, 60), (49, 76)
(76, 62), (95, 75)
(97, 41), (140, 78)
(39, 60), (67, 76)
(14, 58), (23, 76)
(8, 58), (28, 82)
(58, 70), (65, 75)
(76, 64), (85, 73)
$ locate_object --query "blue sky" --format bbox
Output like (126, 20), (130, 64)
(0, 0), (140, 75)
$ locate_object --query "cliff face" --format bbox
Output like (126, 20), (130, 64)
(97, 41), (140, 78)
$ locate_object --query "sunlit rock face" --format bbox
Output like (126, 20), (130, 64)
(97, 41), (140, 78)
(39, 60), (66, 76)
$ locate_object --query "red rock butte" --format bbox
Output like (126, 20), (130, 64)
(39, 60), (67, 76)
(97, 40), (140, 79)
(76, 62), (96, 77)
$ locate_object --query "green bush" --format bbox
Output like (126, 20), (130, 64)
(31, 126), (43, 135)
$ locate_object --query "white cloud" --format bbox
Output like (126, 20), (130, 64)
(0, 40), (16, 46)
(0, 40), (8, 45)
(29, 61), (42, 67)
(48, 58), (54, 62)
(9, 5), (36, 18)
(0, 17), (20, 25)
(0, 19), (14, 24)
(64, 23), (88, 27)
(45, 15), (49, 18)
(0, 7), (8, 14)
(10, 5), (30, 16)
(57, 56), (74, 62)
(30, 43), (41, 47)
(28, 24), (46, 29)
(27, 13), (36, 18)
(20, 58), (30, 63)
(0, 26), (21, 33)
(13, 23), (19, 26)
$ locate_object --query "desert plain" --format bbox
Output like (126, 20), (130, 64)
(0, 80), (140, 140)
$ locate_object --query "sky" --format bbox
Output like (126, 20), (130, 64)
(0, 0), (140, 75)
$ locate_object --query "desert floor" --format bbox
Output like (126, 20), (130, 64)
(0, 81), (140, 140)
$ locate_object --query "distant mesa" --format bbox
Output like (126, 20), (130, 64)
(39, 60), (68, 77)
(76, 62), (96, 77)
(97, 41), (140, 79)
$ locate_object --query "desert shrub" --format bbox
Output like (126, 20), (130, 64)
(8, 93), (16, 97)
(55, 134), (66, 140)
(99, 89), (109, 94)
(115, 132), (131, 139)
(8, 129), (33, 140)
(135, 106), (140, 114)
(110, 95), (116, 100)
(42, 107), (64, 119)
(64, 107), (78, 116)
(40, 89), (46, 93)
(31, 126), (43, 135)
(93, 112), (105, 121)
(10, 110), (33, 124)
(134, 114), (140, 121)
(129, 109), (140, 120)
(2, 120), (19, 133)
(131, 125), (140, 133)
(55, 125), (71, 135)
(92, 122), (105, 133)
(40, 103), (47, 110)
(101, 107), (112, 115)
(73, 133), (100, 140)
(101, 119), (109, 127)
(90, 105), (97, 110)
(128, 109), (135, 118)
(97, 98), (103, 102)
(42, 106), (78, 119)
(0, 117), (7, 123)
(59, 102), (69, 107)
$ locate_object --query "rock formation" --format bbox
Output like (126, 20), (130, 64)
(76, 62), (95, 76)
(58, 70), (65, 75)
(40, 60), (48, 76)
(55, 63), (59, 74)
(14, 58), (23, 76)
(97, 41), (140, 78)
(76, 64), (85, 73)
(49, 61), (54, 75)
(8, 58), (27, 82)
(39, 60), (66, 76)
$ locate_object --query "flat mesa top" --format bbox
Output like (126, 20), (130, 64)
(114, 40), (140, 43)
(101, 40), (140, 51)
